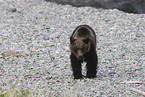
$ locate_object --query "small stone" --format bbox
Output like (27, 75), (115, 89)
(8, 8), (17, 12)
(30, 66), (34, 69)
(0, 38), (3, 45)
(31, 47), (35, 52)
(45, 42), (53, 47)
(104, 19), (110, 22)
(0, 54), (3, 58)
(64, 46), (69, 51)
(108, 72), (116, 77)
(43, 35), (50, 40)
(119, 53), (125, 58)
(136, 32), (144, 38)
(38, 11), (44, 14)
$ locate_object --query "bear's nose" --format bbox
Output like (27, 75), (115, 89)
(78, 55), (83, 60)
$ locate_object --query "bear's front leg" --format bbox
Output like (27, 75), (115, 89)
(70, 53), (83, 79)
(86, 49), (98, 78)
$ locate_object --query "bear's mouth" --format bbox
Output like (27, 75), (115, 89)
(78, 55), (83, 60)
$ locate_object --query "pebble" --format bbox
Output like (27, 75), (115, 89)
(43, 35), (50, 40)
(64, 46), (69, 52)
(0, 38), (3, 45)
(8, 8), (17, 12)
(136, 32), (145, 37)
(31, 47), (36, 52)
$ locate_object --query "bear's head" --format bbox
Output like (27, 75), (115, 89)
(70, 37), (90, 60)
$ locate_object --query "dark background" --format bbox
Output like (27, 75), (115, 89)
(45, 0), (145, 14)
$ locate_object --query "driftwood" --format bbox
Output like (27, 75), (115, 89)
(24, 74), (41, 78)
(121, 81), (145, 96)
(121, 81), (145, 84)
(130, 88), (145, 96)
(1, 50), (26, 58)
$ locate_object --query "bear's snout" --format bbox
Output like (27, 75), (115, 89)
(77, 50), (83, 60)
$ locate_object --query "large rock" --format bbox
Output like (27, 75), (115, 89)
(45, 0), (145, 14)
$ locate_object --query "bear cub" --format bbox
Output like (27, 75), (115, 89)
(70, 25), (98, 79)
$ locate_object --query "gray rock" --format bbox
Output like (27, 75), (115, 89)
(0, 38), (3, 45)
(136, 32), (145, 38)
(43, 35), (50, 40)
(8, 8), (17, 12)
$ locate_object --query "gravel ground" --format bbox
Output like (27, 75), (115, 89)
(0, 0), (145, 96)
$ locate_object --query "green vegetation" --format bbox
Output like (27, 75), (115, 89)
(0, 90), (31, 97)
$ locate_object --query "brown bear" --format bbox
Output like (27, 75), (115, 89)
(70, 25), (98, 79)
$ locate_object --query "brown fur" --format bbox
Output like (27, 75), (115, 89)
(70, 25), (98, 79)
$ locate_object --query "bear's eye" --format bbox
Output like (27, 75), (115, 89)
(73, 48), (78, 53)
(83, 38), (89, 44)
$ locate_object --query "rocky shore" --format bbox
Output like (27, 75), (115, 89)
(0, 0), (145, 96)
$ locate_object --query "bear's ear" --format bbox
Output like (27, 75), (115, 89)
(83, 38), (89, 44)
(70, 36), (75, 44)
